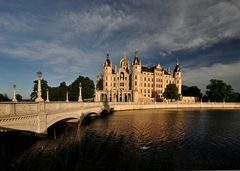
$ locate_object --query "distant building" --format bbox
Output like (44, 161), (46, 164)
(95, 50), (182, 102)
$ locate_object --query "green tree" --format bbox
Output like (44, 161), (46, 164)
(182, 85), (202, 98)
(69, 76), (95, 101)
(30, 79), (49, 101)
(163, 84), (179, 101)
(206, 79), (235, 102)
(0, 93), (10, 101)
(16, 94), (23, 101)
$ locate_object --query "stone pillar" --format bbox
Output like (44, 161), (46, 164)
(12, 84), (17, 102)
(121, 91), (123, 102)
(46, 89), (50, 102)
(118, 91), (120, 102)
(78, 82), (83, 102)
(107, 91), (110, 102)
(66, 91), (69, 102)
(35, 72), (44, 102)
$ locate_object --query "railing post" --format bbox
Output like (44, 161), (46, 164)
(37, 101), (47, 134)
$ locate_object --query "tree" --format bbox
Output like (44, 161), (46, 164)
(69, 76), (95, 101)
(0, 93), (10, 101)
(206, 79), (235, 102)
(30, 79), (49, 101)
(30, 75), (95, 101)
(163, 84), (179, 101)
(16, 94), (23, 101)
(182, 85), (202, 98)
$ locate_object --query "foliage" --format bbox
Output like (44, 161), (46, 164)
(16, 94), (23, 101)
(49, 82), (67, 101)
(182, 85), (202, 98)
(68, 76), (95, 101)
(163, 84), (179, 101)
(30, 80), (49, 101)
(11, 131), (126, 171)
(30, 75), (95, 101)
(205, 79), (237, 102)
(0, 93), (10, 101)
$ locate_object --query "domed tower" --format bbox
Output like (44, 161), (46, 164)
(132, 49), (142, 102)
(103, 51), (113, 91)
(173, 58), (182, 95)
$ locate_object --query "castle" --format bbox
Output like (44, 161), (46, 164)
(95, 50), (182, 102)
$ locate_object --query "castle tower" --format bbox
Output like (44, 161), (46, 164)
(132, 49), (142, 102)
(173, 58), (182, 95)
(103, 51), (112, 92)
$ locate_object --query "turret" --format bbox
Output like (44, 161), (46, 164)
(132, 49), (142, 102)
(103, 51), (113, 91)
(173, 58), (182, 95)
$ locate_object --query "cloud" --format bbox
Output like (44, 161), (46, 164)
(124, 0), (240, 55)
(183, 61), (240, 93)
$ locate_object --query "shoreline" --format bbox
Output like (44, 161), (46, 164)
(109, 102), (240, 111)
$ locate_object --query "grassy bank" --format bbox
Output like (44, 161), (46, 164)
(6, 130), (178, 171)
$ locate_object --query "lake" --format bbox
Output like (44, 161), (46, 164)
(1, 109), (240, 170)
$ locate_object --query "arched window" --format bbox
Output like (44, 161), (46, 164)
(120, 72), (124, 80)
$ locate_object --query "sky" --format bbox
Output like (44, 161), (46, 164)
(0, 0), (240, 99)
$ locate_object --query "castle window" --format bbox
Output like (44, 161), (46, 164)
(120, 72), (124, 80)
(148, 83), (150, 87)
(106, 82), (107, 86)
(135, 75), (137, 79)
(144, 83), (146, 87)
(125, 77), (127, 80)
(144, 77), (146, 81)
(148, 78), (150, 81)
(120, 83), (124, 87)
(114, 83), (116, 87)
(135, 81), (137, 86)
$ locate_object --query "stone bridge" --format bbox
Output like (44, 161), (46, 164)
(0, 102), (112, 134)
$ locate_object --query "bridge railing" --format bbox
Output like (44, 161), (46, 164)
(0, 102), (38, 117)
(44, 102), (105, 113)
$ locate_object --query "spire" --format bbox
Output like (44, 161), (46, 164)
(174, 57), (181, 72)
(133, 49), (140, 65)
(135, 48), (138, 58)
(176, 57), (179, 65)
(106, 50), (110, 59)
(104, 50), (111, 67)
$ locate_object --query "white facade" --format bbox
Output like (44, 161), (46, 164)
(95, 50), (182, 102)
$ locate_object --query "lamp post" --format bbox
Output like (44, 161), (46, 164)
(78, 82), (82, 102)
(35, 72), (44, 102)
(12, 84), (17, 102)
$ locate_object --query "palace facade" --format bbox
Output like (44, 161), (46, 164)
(95, 50), (182, 102)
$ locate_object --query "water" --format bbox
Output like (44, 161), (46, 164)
(81, 109), (240, 169)
(1, 109), (240, 170)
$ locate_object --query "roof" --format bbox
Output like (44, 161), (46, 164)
(174, 64), (181, 72)
(141, 66), (154, 73)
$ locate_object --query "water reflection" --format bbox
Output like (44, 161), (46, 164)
(2, 109), (240, 170)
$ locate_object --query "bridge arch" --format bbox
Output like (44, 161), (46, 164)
(46, 113), (83, 131)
